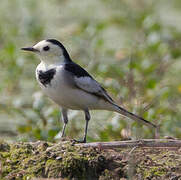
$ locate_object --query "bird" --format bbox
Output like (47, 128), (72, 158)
(21, 39), (157, 143)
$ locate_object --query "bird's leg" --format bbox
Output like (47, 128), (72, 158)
(61, 108), (68, 138)
(74, 109), (90, 143)
(82, 109), (90, 142)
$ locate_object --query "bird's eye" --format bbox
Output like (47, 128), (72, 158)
(43, 46), (50, 51)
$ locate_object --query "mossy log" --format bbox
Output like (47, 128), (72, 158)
(0, 139), (181, 180)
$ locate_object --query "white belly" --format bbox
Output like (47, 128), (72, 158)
(40, 81), (100, 110)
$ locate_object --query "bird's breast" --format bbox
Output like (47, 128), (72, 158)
(37, 68), (56, 87)
(35, 65), (77, 108)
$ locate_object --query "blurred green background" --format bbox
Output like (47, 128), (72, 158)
(0, 0), (181, 142)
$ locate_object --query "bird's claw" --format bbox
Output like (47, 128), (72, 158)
(73, 138), (86, 143)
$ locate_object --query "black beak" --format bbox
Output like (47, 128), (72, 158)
(21, 47), (39, 52)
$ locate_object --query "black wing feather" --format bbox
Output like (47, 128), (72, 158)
(64, 62), (114, 103)
(64, 62), (92, 78)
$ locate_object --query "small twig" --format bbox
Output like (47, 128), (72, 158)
(128, 145), (138, 154)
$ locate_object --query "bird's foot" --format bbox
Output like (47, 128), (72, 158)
(54, 131), (66, 140)
(73, 138), (86, 143)
(60, 137), (67, 141)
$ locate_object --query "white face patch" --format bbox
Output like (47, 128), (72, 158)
(33, 40), (47, 50)
(33, 40), (64, 64)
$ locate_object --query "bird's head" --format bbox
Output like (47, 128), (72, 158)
(21, 39), (71, 64)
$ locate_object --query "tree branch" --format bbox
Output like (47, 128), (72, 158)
(75, 139), (181, 149)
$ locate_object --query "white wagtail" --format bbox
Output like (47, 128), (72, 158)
(21, 39), (156, 143)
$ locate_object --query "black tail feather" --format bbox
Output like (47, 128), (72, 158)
(115, 104), (157, 128)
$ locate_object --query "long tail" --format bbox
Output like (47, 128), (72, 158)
(113, 104), (157, 128)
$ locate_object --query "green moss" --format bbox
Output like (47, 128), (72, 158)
(136, 148), (181, 179)
(0, 142), (49, 178)
(0, 141), (10, 152)
(99, 169), (116, 180)
(0, 141), (180, 179)
(143, 166), (166, 178)
(45, 144), (107, 179)
(0, 141), (109, 179)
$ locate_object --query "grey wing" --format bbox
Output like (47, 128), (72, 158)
(74, 76), (114, 104)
